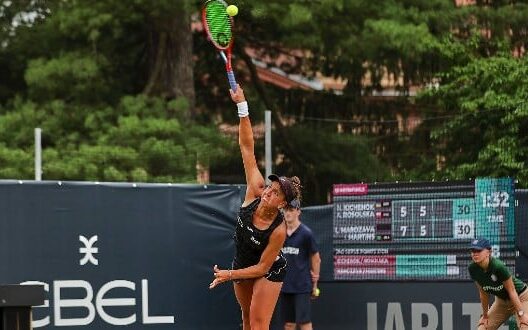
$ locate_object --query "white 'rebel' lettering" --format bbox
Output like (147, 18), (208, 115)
(54, 280), (96, 326)
(142, 279), (175, 324)
(96, 280), (136, 325)
(23, 279), (175, 327)
(20, 281), (50, 328)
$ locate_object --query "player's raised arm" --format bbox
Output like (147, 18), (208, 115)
(230, 85), (265, 205)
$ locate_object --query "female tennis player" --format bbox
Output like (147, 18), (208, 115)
(468, 238), (528, 329)
(209, 84), (301, 330)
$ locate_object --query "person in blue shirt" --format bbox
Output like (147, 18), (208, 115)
(280, 199), (321, 330)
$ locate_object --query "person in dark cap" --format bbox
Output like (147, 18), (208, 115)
(280, 199), (321, 330)
(468, 238), (528, 329)
(209, 84), (302, 330)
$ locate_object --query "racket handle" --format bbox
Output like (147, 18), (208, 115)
(227, 70), (237, 91)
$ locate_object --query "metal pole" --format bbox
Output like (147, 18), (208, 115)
(265, 111), (272, 183)
(35, 128), (42, 181)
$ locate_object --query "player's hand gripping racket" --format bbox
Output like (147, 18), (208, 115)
(202, 0), (237, 91)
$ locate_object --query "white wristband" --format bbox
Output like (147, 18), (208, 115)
(237, 101), (249, 117)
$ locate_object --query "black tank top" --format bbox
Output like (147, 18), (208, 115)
(233, 198), (285, 269)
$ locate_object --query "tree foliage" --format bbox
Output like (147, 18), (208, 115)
(417, 55), (528, 184)
(229, 0), (528, 193)
(233, 0), (456, 95)
(273, 125), (390, 203)
(2, 0), (528, 203)
(0, 95), (232, 182)
(0, 0), (232, 184)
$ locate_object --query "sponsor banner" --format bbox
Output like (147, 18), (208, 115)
(297, 282), (517, 330)
(0, 181), (243, 330)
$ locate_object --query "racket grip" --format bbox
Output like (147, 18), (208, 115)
(227, 70), (237, 91)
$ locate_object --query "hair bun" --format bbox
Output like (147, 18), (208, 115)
(290, 176), (301, 186)
(288, 176), (302, 202)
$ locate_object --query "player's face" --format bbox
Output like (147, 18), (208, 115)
(470, 249), (490, 263)
(261, 182), (286, 208)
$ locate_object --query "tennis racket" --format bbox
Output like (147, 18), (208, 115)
(202, 0), (238, 91)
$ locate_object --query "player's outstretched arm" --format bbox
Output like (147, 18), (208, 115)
(230, 85), (265, 205)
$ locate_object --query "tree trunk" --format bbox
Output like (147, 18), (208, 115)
(143, 8), (195, 117)
(343, 60), (364, 105)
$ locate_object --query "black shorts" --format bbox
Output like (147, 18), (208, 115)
(232, 255), (287, 283)
(264, 255), (287, 282)
(280, 292), (312, 324)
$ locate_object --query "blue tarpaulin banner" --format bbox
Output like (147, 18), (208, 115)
(0, 181), (243, 329)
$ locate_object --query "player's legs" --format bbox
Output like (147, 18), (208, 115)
(234, 279), (254, 330)
(478, 298), (511, 330)
(250, 277), (283, 330)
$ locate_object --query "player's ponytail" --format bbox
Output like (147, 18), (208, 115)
(289, 176), (303, 203)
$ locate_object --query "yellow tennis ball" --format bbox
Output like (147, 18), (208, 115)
(314, 288), (320, 296)
(226, 5), (238, 16)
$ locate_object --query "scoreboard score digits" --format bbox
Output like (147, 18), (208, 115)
(332, 178), (515, 280)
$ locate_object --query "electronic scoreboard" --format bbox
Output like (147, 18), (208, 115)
(332, 178), (515, 280)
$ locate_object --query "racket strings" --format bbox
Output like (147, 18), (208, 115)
(205, 2), (232, 48)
